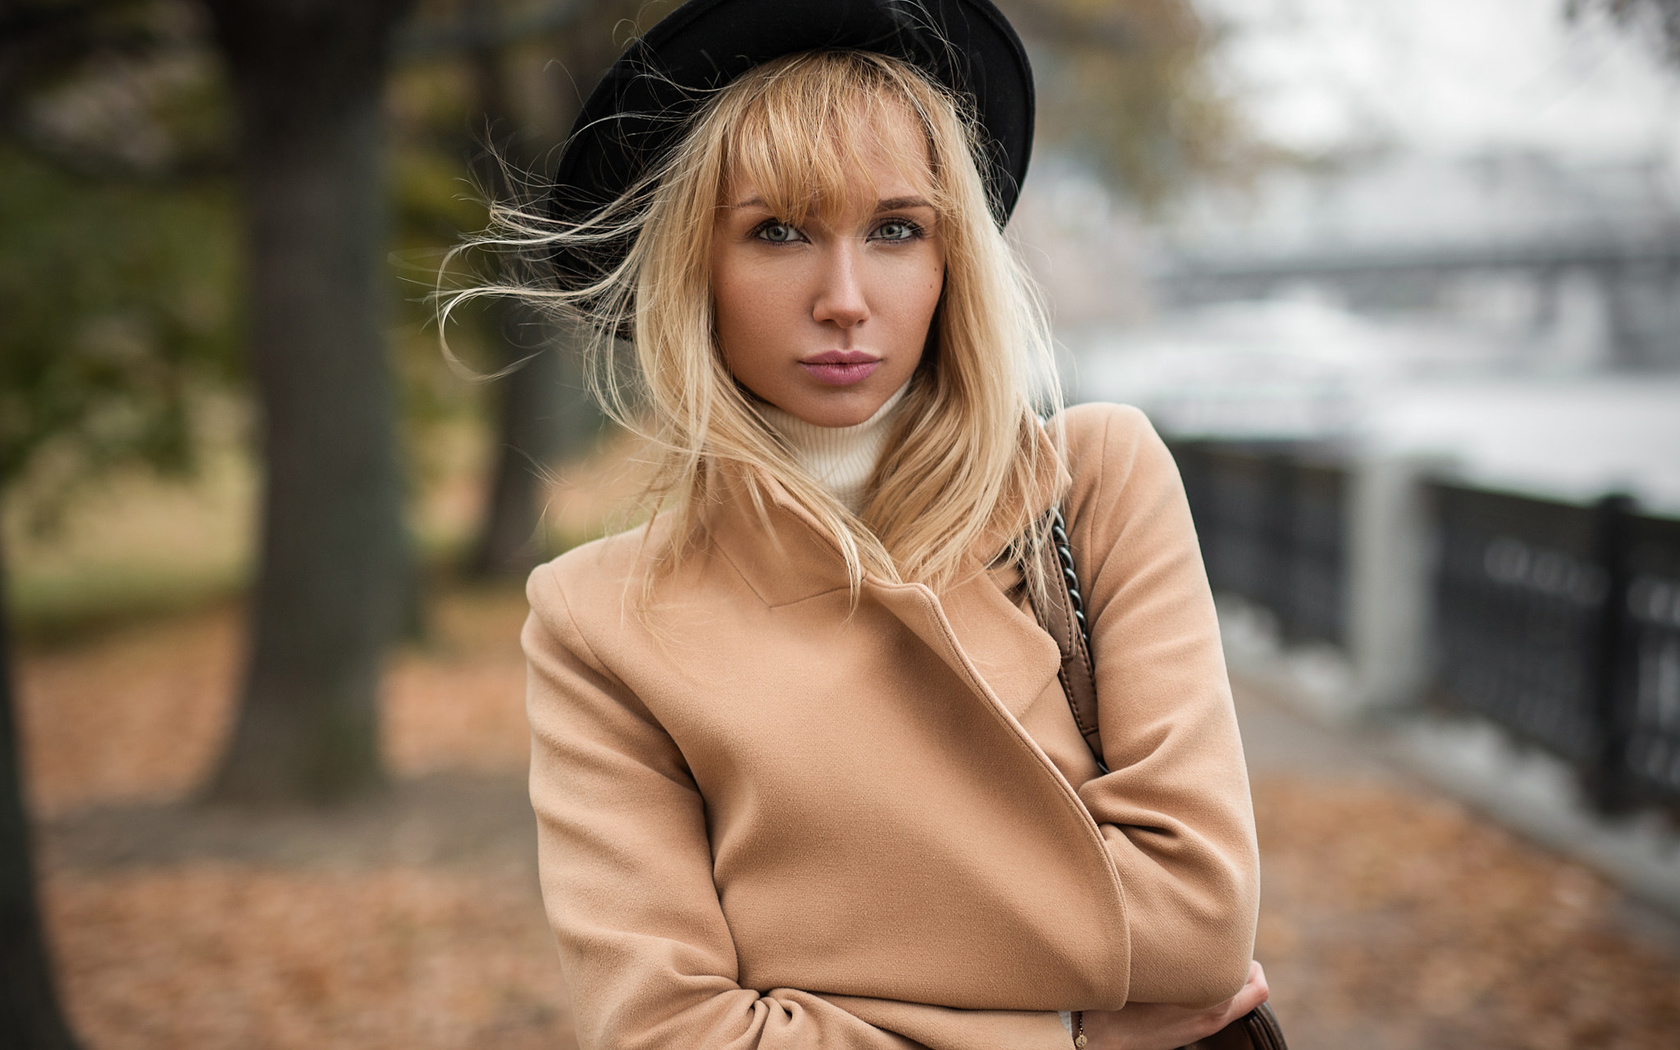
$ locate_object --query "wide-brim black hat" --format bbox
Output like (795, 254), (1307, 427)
(549, 0), (1034, 287)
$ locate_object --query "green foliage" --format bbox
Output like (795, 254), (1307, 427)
(0, 145), (241, 508)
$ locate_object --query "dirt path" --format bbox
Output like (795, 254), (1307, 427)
(19, 590), (1680, 1049)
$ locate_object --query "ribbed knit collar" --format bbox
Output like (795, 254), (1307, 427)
(756, 383), (911, 515)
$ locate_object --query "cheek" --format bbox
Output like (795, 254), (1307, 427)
(909, 257), (945, 327)
(711, 266), (783, 378)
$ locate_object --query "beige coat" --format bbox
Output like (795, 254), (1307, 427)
(523, 403), (1260, 1050)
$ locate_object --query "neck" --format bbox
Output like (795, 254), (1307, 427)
(756, 384), (911, 515)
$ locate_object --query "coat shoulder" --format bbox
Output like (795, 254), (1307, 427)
(1056, 402), (1174, 508)
(538, 522), (656, 589)
(525, 520), (674, 636)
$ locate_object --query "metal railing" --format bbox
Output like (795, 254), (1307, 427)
(1622, 512), (1680, 808)
(1170, 442), (1349, 648)
(1167, 439), (1680, 814)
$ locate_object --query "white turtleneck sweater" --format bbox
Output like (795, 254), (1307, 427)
(755, 383), (911, 515)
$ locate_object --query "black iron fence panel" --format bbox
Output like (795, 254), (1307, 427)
(1621, 513), (1680, 805)
(1168, 441), (1348, 647)
(1281, 461), (1348, 646)
(1201, 447), (1275, 602)
(1168, 433), (1680, 815)
(1428, 484), (1609, 766)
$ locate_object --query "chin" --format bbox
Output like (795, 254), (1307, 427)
(802, 392), (885, 428)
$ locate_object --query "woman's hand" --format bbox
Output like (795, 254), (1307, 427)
(1077, 961), (1269, 1050)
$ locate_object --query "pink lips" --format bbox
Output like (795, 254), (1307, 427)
(799, 350), (880, 386)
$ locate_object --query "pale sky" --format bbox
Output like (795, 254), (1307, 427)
(1200, 0), (1680, 160)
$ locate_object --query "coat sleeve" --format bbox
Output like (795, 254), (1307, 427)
(1063, 404), (1261, 1009)
(523, 565), (1073, 1050)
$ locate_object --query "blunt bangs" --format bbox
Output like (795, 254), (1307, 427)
(713, 52), (951, 226)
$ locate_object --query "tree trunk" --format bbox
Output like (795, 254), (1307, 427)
(461, 0), (621, 577)
(0, 510), (83, 1050)
(467, 305), (572, 576)
(202, 0), (415, 804)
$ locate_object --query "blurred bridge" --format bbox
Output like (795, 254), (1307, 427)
(1153, 235), (1680, 369)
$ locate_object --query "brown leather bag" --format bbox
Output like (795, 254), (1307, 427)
(1189, 1004), (1287, 1050)
(1029, 507), (1288, 1050)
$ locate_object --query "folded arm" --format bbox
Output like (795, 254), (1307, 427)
(1062, 404), (1262, 1009)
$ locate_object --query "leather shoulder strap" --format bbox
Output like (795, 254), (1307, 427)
(1028, 507), (1105, 771)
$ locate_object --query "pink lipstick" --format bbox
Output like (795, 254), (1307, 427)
(799, 350), (880, 386)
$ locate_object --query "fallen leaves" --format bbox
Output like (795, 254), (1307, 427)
(1253, 777), (1680, 1050)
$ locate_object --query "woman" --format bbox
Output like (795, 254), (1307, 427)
(486, 1), (1267, 1046)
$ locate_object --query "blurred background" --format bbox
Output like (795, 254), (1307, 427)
(2, 1), (1678, 1048)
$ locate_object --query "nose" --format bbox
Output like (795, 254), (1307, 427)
(811, 243), (869, 329)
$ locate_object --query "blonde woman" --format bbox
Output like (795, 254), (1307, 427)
(479, 1), (1269, 1046)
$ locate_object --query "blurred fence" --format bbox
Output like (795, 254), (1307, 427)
(1167, 441), (1680, 815)
(1172, 444), (1350, 647)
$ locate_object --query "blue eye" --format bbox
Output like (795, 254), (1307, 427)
(874, 220), (921, 241)
(755, 222), (801, 243)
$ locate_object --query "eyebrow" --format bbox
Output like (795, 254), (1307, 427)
(728, 195), (935, 212)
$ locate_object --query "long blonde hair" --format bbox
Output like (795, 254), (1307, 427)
(447, 49), (1063, 598)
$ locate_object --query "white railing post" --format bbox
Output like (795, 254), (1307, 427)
(1347, 454), (1433, 713)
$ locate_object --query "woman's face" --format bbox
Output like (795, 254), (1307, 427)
(710, 105), (945, 428)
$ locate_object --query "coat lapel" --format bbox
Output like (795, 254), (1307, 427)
(700, 429), (1070, 726)
(937, 568), (1062, 722)
(700, 462), (853, 606)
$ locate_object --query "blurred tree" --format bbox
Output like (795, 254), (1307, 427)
(0, 535), (79, 1043)
(447, 0), (638, 577)
(382, 0), (648, 577)
(1, 3), (236, 1041)
(3, 0), (417, 805)
(199, 0), (666, 797)
(1002, 0), (1259, 211)
(0, 3), (238, 502)
(0, 144), (234, 1050)
(0, 0), (644, 812)
(195, 0), (417, 803)
(1567, 0), (1680, 64)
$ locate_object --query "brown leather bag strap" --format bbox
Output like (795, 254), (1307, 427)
(1033, 515), (1288, 1050)
(1029, 506), (1106, 772)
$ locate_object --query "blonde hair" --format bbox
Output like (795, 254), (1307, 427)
(448, 49), (1063, 598)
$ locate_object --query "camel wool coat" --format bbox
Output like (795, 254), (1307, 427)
(523, 403), (1260, 1050)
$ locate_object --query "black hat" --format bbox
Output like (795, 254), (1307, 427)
(549, 0), (1034, 286)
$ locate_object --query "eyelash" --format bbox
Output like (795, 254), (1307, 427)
(749, 218), (926, 243)
(872, 219), (924, 242)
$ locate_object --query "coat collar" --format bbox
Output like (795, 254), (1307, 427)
(695, 418), (1071, 755)
(698, 419), (1069, 609)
